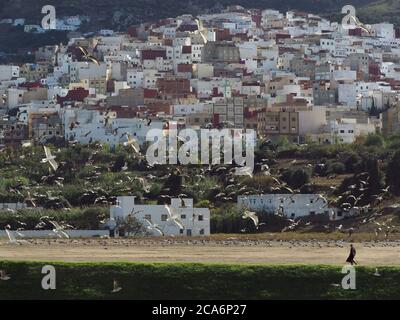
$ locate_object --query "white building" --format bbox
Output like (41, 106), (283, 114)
(110, 196), (210, 236)
(63, 108), (165, 146)
(99, 29), (115, 36)
(172, 103), (212, 116)
(328, 118), (377, 144)
(127, 69), (163, 89)
(237, 194), (331, 219)
(371, 23), (395, 40)
(69, 62), (107, 82)
(0, 65), (19, 81)
(24, 25), (45, 33)
(65, 16), (83, 26)
(12, 18), (25, 26)
(0, 203), (27, 210)
(311, 118), (377, 144)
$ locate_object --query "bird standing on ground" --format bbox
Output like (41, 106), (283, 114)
(373, 268), (381, 277)
(111, 279), (122, 293)
(0, 270), (11, 281)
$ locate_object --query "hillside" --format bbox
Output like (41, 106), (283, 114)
(0, 0), (381, 29)
(358, 0), (400, 25)
(0, 0), (398, 56)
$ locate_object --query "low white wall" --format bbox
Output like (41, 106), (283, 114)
(0, 230), (109, 239)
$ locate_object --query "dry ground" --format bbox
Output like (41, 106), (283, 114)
(1, 237), (400, 265)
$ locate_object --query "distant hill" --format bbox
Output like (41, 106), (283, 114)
(357, 0), (400, 25)
(0, 0), (398, 55)
(0, 0), (385, 30)
(0, 0), (400, 57)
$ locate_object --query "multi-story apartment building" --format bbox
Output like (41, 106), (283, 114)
(212, 97), (244, 127)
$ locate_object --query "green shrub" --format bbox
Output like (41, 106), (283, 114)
(0, 261), (399, 299)
(0, 207), (108, 230)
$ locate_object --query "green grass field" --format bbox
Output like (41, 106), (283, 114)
(0, 261), (399, 299)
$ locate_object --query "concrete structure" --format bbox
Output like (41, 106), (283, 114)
(311, 118), (377, 144)
(382, 102), (400, 136)
(202, 42), (240, 63)
(0, 230), (108, 239)
(237, 194), (332, 218)
(0, 65), (19, 81)
(213, 97), (244, 127)
(110, 196), (210, 236)
(0, 203), (27, 210)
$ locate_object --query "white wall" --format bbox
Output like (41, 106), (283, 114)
(298, 106), (327, 135)
(0, 65), (19, 81)
(0, 203), (27, 210)
(110, 196), (210, 236)
(338, 83), (357, 107)
(237, 194), (330, 218)
(0, 230), (108, 239)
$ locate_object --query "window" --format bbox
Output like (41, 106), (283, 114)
(181, 214), (186, 219)
(161, 214), (168, 221)
(198, 215), (203, 221)
(145, 214), (151, 220)
(199, 229), (205, 235)
(180, 229), (184, 234)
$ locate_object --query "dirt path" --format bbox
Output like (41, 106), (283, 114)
(1, 240), (399, 265)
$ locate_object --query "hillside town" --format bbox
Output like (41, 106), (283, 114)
(2, 5), (400, 238)
(2, 6), (400, 149)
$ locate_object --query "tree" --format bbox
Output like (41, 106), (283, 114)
(112, 154), (126, 172)
(365, 158), (384, 197)
(328, 162), (345, 174)
(163, 168), (183, 196)
(281, 168), (311, 189)
(369, 98), (380, 117)
(344, 152), (362, 173)
(386, 150), (400, 194)
(116, 215), (148, 236)
(290, 168), (311, 189)
(364, 133), (385, 148)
